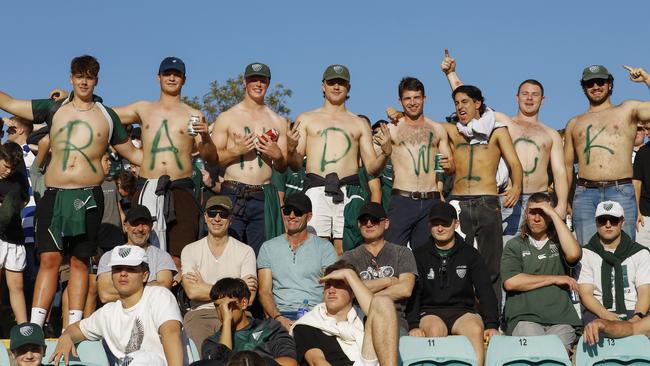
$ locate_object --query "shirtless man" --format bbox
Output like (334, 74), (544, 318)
(564, 65), (650, 245)
(288, 64), (391, 255)
(441, 49), (568, 245)
(383, 77), (454, 249)
(115, 57), (216, 261)
(0, 55), (141, 328)
(442, 84), (523, 306)
(212, 62), (287, 254)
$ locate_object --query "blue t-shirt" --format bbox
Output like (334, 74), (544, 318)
(257, 234), (337, 312)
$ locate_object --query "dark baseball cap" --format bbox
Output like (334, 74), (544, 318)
(322, 64), (350, 82)
(125, 205), (154, 224)
(205, 195), (234, 211)
(10, 323), (45, 350)
(244, 62), (271, 79)
(283, 193), (312, 213)
(159, 57), (186, 75)
(357, 202), (387, 220)
(428, 202), (458, 222)
(581, 65), (611, 81)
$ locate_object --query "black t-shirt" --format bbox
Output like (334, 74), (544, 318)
(293, 325), (353, 366)
(633, 143), (650, 215)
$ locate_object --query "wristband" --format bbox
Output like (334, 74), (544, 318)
(634, 312), (646, 318)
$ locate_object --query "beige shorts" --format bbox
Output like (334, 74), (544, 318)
(305, 186), (356, 239)
(0, 239), (26, 272)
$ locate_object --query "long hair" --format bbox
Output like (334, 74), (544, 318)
(520, 192), (557, 239)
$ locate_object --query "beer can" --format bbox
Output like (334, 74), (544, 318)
(570, 290), (579, 303)
(434, 153), (444, 173)
(618, 314), (628, 321)
(195, 157), (205, 170)
(188, 115), (200, 137)
(264, 128), (279, 142)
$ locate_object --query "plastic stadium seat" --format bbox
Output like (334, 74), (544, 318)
(399, 335), (478, 366)
(0, 345), (10, 366)
(188, 337), (200, 362)
(44, 339), (108, 366)
(576, 335), (650, 366)
(485, 335), (571, 366)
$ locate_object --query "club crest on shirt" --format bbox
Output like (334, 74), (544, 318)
(427, 268), (435, 280)
(522, 250), (531, 257)
(456, 265), (467, 279)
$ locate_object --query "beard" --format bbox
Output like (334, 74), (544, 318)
(584, 89), (610, 107)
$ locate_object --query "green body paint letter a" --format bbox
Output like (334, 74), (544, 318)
(150, 119), (183, 170)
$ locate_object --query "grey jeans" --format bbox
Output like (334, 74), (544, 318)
(512, 321), (576, 350)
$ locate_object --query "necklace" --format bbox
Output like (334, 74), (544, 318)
(72, 100), (95, 112)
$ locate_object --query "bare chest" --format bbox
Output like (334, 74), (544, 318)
(50, 106), (110, 148)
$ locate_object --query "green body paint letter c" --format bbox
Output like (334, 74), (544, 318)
(513, 137), (541, 177)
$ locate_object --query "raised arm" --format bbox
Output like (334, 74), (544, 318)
(0, 91), (35, 121)
(321, 268), (374, 315)
(549, 129), (569, 218)
(563, 118), (577, 188)
(113, 101), (144, 125)
(360, 121), (391, 176)
(440, 49), (463, 91)
(495, 128), (523, 208)
(287, 118), (307, 171)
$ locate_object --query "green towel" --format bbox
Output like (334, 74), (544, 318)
(584, 231), (648, 314)
(48, 189), (97, 250)
(263, 184), (284, 239)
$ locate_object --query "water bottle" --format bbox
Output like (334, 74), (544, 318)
(296, 299), (309, 318)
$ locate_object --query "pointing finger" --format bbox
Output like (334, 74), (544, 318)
(444, 48), (450, 58)
(623, 65), (634, 72)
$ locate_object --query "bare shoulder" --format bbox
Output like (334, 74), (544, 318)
(495, 111), (513, 124)
(182, 102), (203, 118)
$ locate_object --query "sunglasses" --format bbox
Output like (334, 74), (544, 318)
(597, 216), (622, 226)
(282, 207), (305, 217)
(358, 215), (383, 226)
(206, 209), (230, 219)
(583, 79), (608, 88)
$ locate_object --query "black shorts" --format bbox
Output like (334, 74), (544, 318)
(35, 186), (104, 258)
(423, 308), (477, 334)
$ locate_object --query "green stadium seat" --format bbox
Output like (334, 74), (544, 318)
(485, 335), (571, 366)
(576, 335), (650, 366)
(399, 335), (478, 366)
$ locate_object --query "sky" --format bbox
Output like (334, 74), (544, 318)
(2, 0), (650, 130)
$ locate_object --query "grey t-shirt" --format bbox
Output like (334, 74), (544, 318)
(97, 244), (177, 282)
(98, 180), (124, 250)
(342, 241), (417, 325)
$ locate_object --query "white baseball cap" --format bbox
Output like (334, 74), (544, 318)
(595, 201), (625, 218)
(108, 245), (148, 267)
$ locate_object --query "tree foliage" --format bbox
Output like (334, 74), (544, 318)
(183, 74), (292, 122)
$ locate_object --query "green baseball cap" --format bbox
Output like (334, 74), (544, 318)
(322, 64), (350, 82)
(10, 323), (45, 350)
(581, 65), (611, 81)
(205, 195), (233, 211)
(244, 62), (271, 79)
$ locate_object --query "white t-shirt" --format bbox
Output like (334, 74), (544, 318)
(577, 248), (650, 310)
(79, 286), (185, 365)
(181, 236), (257, 311)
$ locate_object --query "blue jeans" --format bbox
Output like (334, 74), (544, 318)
(572, 183), (637, 246)
(500, 193), (533, 247)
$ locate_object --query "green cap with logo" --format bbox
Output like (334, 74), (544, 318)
(581, 65), (611, 81)
(244, 62), (271, 79)
(10, 322), (46, 350)
(322, 64), (350, 82)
